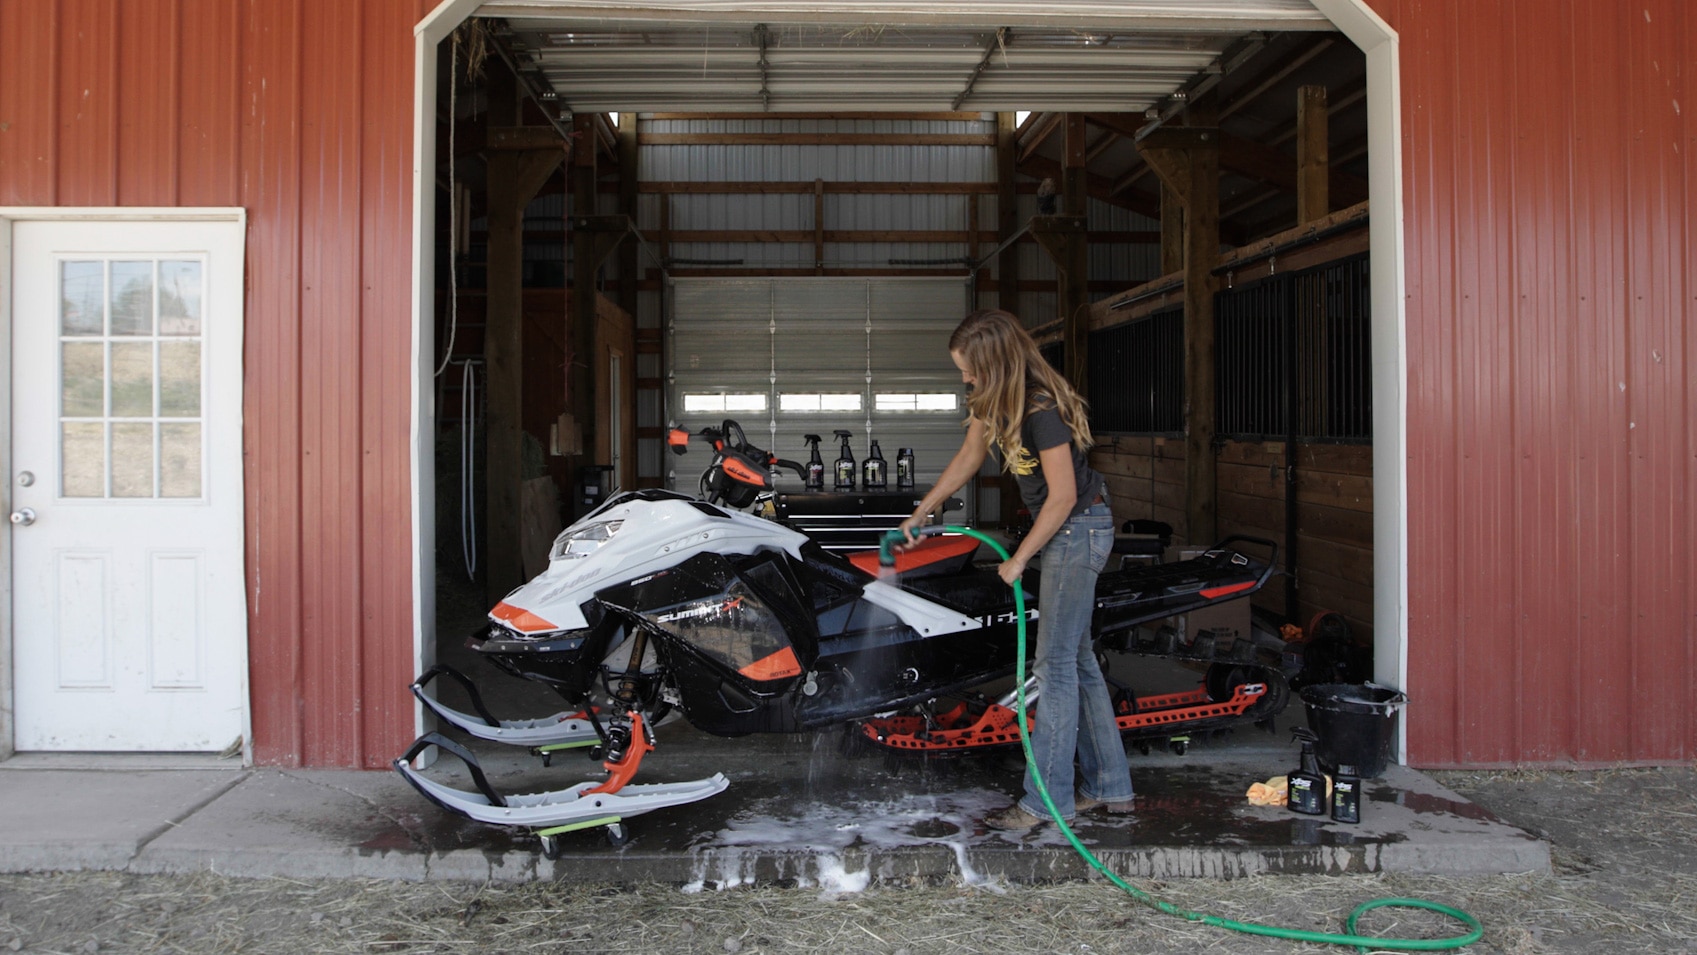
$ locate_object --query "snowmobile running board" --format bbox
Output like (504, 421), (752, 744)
(860, 682), (1270, 755)
(393, 732), (728, 851)
(411, 664), (602, 749)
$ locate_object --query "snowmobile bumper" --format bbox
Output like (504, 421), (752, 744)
(410, 665), (602, 749)
(392, 733), (728, 850)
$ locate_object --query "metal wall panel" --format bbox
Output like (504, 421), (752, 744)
(1374, 0), (1694, 766)
(0, 0), (432, 767)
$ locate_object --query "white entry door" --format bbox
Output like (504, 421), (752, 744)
(8, 214), (248, 752)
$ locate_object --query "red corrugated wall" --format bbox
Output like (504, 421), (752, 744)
(1371, 0), (1694, 766)
(4, 0), (1691, 768)
(0, 0), (431, 767)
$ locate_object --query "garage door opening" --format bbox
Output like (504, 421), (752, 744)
(407, 0), (1408, 761)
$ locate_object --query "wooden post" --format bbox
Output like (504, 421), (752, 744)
(1136, 123), (1220, 543)
(1160, 182), (1184, 275)
(1059, 113), (1090, 393)
(484, 70), (566, 602)
(1029, 216), (1089, 394)
(617, 112), (639, 318)
(570, 111), (602, 509)
(995, 112), (1020, 318)
(813, 178), (825, 274)
(1296, 85), (1329, 225)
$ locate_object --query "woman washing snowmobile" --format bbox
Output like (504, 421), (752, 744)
(897, 308), (1135, 831)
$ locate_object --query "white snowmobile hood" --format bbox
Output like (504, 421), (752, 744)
(490, 495), (811, 636)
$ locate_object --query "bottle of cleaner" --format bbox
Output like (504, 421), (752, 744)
(1331, 763), (1361, 824)
(863, 439), (887, 491)
(1287, 728), (1327, 816)
(832, 430), (856, 491)
(802, 434), (825, 491)
(896, 447), (916, 491)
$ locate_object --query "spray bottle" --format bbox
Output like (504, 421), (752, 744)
(1287, 727), (1327, 816)
(863, 439), (888, 491)
(802, 434), (825, 491)
(832, 430), (856, 491)
(896, 447), (916, 491)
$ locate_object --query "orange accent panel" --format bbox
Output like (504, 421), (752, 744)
(491, 601), (559, 633)
(847, 534), (979, 576)
(739, 646), (802, 682)
(1198, 581), (1255, 600)
(721, 457), (766, 486)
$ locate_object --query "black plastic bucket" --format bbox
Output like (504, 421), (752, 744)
(1298, 683), (1408, 778)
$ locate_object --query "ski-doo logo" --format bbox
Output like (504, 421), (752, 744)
(655, 596), (745, 624)
(977, 607), (1038, 628)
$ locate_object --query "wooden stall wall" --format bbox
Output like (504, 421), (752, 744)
(0, 0), (432, 767)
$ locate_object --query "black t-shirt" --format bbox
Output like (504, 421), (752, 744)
(994, 404), (1105, 519)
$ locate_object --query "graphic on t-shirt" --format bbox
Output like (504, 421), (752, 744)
(1009, 444), (1039, 476)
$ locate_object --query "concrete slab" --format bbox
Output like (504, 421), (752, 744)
(0, 767), (244, 872)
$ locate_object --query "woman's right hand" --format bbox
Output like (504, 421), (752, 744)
(896, 511), (927, 546)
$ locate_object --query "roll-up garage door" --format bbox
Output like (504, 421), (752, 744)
(667, 276), (977, 520)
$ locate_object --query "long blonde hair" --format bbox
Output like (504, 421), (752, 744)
(949, 309), (1092, 467)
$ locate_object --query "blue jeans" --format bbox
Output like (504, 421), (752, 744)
(1019, 500), (1134, 818)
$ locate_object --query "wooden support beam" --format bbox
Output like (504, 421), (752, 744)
(1296, 85), (1330, 225)
(991, 111), (1018, 317)
(1018, 111), (1064, 163)
(813, 179), (825, 274)
(1029, 215), (1090, 395)
(484, 68), (567, 603)
(1136, 123), (1220, 543)
(1062, 113), (1088, 216)
(1018, 154), (1159, 219)
(639, 132), (994, 147)
(616, 112), (639, 319)
(1160, 182), (1184, 275)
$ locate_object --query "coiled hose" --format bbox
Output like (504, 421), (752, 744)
(879, 525), (1483, 952)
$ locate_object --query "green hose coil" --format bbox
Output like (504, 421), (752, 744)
(881, 525), (1483, 952)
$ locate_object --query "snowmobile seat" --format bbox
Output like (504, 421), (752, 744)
(1112, 519), (1173, 569)
(845, 533), (980, 578)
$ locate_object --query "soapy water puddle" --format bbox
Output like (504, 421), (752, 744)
(682, 788), (1047, 895)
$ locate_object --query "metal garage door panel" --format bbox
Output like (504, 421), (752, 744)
(668, 277), (972, 518)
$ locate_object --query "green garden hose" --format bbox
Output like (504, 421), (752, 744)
(879, 526), (1483, 952)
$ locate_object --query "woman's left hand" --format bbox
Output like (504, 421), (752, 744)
(998, 556), (1028, 586)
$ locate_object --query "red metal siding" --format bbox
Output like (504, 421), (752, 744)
(0, 0), (430, 767)
(4, 0), (1690, 769)
(1375, 0), (1694, 766)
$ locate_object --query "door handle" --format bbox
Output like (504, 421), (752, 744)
(9, 508), (35, 526)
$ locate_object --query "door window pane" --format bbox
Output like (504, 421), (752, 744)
(110, 261), (154, 336)
(159, 261), (202, 335)
(159, 342), (200, 416)
(111, 423), (154, 497)
(160, 424), (202, 498)
(61, 261), (104, 335)
(61, 342), (105, 417)
(110, 342), (154, 417)
(62, 423), (105, 497)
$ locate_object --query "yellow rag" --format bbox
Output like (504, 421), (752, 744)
(1246, 775), (1288, 807)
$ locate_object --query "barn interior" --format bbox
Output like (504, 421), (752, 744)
(425, 10), (1378, 763)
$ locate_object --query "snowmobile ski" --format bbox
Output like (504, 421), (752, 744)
(410, 664), (603, 749)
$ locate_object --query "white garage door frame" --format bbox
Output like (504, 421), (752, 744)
(406, 0), (1411, 753)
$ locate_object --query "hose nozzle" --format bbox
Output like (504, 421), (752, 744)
(878, 528), (906, 568)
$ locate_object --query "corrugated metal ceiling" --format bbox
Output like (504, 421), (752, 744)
(482, 1), (1333, 112)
